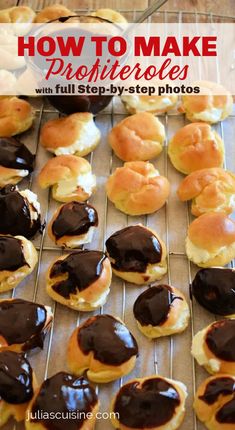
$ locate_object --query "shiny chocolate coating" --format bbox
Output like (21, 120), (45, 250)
(114, 377), (181, 428)
(31, 372), (98, 430)
(0, 137), (34, 172)
(47, 95), (112, 115)
(0, 350), (33, 404)
(217, 398), (235, 423)
(133, 285), (183, 327)
(192, 268), (235, 316)
(78, 314), (138, 365)
(52, 201), (98, 240)
(50, 250), (106, 298)
(199, 377), (235, 405)
(0, 235), (27, 271)
(0, 185), (41, 238)
(106, 225), (162, 273)
(0, 298), (47, 350)
(199, 377), (235, 424)
(205, 319), (235, 362)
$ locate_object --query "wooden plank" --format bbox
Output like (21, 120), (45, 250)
(16, 0), (149, 11)
(0, 0), (19, 7)
(4, 0), (235, 17)
(158, 0), (235, 16)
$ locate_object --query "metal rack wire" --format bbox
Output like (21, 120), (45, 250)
(3, 4), (235, 430)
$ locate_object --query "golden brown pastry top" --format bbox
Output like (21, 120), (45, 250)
(38, 155), (91, 189)
(40, 113), (95, 150)
(168, 122), (224, 174)
(91, 8), (127, 23)
(188, 212), (235, 252)
(0, 6), (35, 23)
(35, 4), (74, 23)
(108, 112), (165, 161)
(106, 161), (170, 215)
(181, 81), (233, 123)
(0, 97), (34, 137)
(177, 168), (235, 216)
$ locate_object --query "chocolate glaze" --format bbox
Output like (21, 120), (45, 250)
(0, 235), (27, 271)
(31, 372), (97, 430)
(114, 377), (180, 428)
(52, 201), (98, 240)
(106, 225), (162, 273)
(216, 398), (235, 423)
(192, 268), (235, 316)
(0, 137), (34, 172)
(205, 319), (235, 362)
(78, 314), (138, 365)
(0, 185), (41, 238)
(0, 350), (33, 404)
(0, 298), (48, 350)
(50, 250), (106, 298)
(199, 377), (235, 405)
(199, 376), (235, 424)
(133, 285), (183, 327)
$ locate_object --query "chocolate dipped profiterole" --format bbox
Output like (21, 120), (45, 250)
(0, 298), (53, 352)
(67, 314), (138, 383)
(0, 235), (38, 292)
(0, 185), (42, 238)
(133, 285), (190, 338)
(47, 250), (112, 311)
(25, 372), (99, 430)
(192, 268), (235, 316)
(48, 201), (98, 248)
(192, 319), (235, 375)
(111, 375), (188, 430)
(106, 224), (167, 284)
(194, 374), (235, 430)
(0, 350), (36, 427)
(0, 137), (34, 187)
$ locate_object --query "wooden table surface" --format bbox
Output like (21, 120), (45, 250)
(0, 0), (234, 18)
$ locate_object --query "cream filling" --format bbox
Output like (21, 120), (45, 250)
(229, 194), (235, 210)
(191, 328), (221, 373)
(53, 120), (100, 156)
(192, 107), (223, 123)
(59, 227), (95, 247)
(44, 305), (53, 327)
(194, 193), (235, 214)
(147, 263), (167, 278)
(20, 189), (41, 221)
(18, 169), (29, 177)
(56, 172), (96, 198)
(148, 169), (160, 178)
(73, 288), (110, 308)
(121, 95), (174, 111)
(186, 237), (227, 264)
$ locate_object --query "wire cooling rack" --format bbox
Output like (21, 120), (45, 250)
(2, 4), (235, 430)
